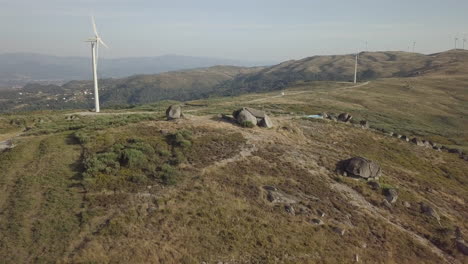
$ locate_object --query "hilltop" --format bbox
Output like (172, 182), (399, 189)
(222, 49), (468, 94)
(0, 82), (467, 262)
(2, 50), (468, 113)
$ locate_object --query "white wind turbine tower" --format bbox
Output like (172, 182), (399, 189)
(353, 52), (359, 84)
(85, 17), (108, 113)
(463, 35), (467, 50)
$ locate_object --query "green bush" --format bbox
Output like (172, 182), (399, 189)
(160, 164), (179, 185)
(120, 148), (147, 168)
(241, 121), (255, 128)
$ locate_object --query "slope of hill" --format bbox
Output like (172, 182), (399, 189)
(0, 89), (466, 262)
(2, 50), (468, 113)
(221, 49), (468, 94)
(0, 66), (263, 112)
(0, 53), (271, 87)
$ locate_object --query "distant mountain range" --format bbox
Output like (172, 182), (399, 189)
(1, 49), (467, 112)
(0, 53), (274, 87)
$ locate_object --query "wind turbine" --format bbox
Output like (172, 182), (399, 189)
(85, 17), (108, 113)
(412, 41), (416, 53)
(463, 35), (467, 50)
(454, 36), (459, 49)
(354, 52), (359, 84)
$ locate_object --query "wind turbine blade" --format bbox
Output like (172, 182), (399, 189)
(98, 38), (109, 48)
(92, 16), (99, 37)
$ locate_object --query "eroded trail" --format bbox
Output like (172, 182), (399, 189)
(0, 134), (84, 263)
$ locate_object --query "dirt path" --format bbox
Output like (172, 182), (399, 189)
(247, 81), (371, 103)
(68, 111), (159, 116)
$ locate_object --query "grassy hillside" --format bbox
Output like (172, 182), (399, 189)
(2, 50), (468, 113)
(0, 79), (467, 262)
(220, 49), (468, 95)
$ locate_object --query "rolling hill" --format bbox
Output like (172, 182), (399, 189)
(0, 53), (271, 87)
(2, 49), (468, 113)
(221, 49), (468, 94)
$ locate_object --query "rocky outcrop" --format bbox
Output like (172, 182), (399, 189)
(234, 108), (257, 126)
(166, 105), (182, 120)
(339, 157), (382, 179)
(233, 107), (273, 128)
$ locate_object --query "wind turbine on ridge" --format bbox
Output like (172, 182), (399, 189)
(463, 34), (467, 50)
(354, 51), (359, 84)
(85, 17), (109, 113)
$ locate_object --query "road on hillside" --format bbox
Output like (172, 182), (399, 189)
(247, 81), (371, 103)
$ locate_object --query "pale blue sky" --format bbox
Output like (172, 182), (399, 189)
(1, 0), (467, 61)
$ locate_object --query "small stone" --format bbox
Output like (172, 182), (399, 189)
(420, 202), (440, 222)
(382, 199), (393, 209)
(403, 201), (411, 208)
(316, 209), (326, 217)
(332, 226), (346, 236)
(311, 218), (324, 225)
(284, 204), (295, 215)
(263, 185), (278, 191)
(385, 189), (398, 204)
(457, 240), (468, 255)
(368, 181), (380, 190)
(359, 120), (369, 129)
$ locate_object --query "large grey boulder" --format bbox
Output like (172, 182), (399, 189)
(337, 113), (353, 122)
(258, 114), (273, 128)
(245, 107), (266, 118)
(166, 105), (182, 120)
(341, 157), (382, 179)
(234, 108), (258, 126)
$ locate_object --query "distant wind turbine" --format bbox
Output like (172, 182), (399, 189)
(463, 35), (467, 50)
(412, 41), (416, 53)
(85, 17), (109, 113)
(454, 36), (459, 49)
(354, 52), (359, 84)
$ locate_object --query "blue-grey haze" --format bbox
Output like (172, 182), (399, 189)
(1, 0), (467, 61)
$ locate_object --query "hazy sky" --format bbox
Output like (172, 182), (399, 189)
(1, 0), (467, 61)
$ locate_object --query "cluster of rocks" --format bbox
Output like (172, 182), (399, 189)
(232, 107), (273, 128)
(386, 132), (467, 161)
(320, 112), (353, 123)
(321, 111), (467, 161)
(319, 112), (372, 130)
